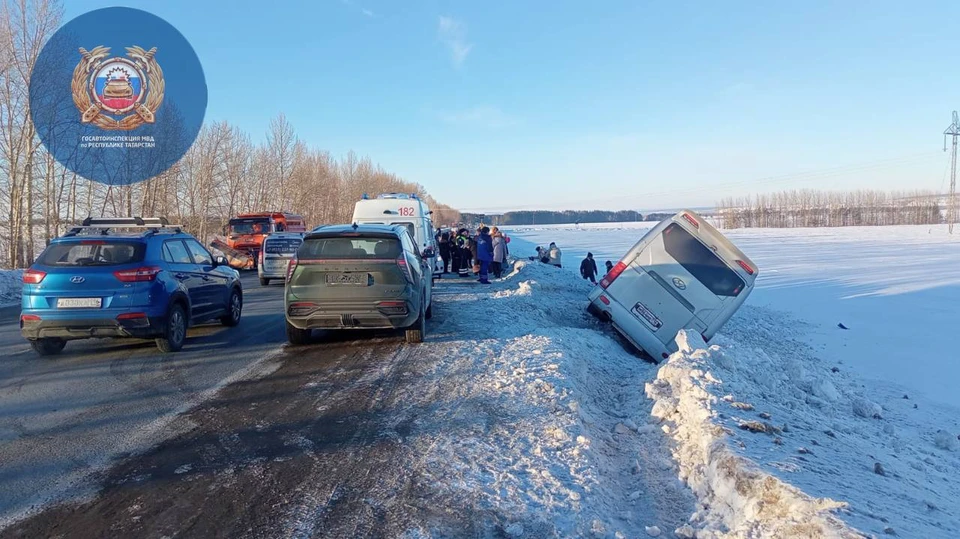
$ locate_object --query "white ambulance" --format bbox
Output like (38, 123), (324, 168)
(351, 193), (443, 278)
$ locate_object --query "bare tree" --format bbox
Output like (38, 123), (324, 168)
(716, 189), (943, 229)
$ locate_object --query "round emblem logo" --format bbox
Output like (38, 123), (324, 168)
(29, 7), (206, 186)
(672, 277), (687, 290)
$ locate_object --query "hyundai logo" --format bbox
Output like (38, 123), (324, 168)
(672, 277), (686, 290)
(70, 276), (85, 284)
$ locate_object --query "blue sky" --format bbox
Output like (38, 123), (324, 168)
(66, 1), (960, 212)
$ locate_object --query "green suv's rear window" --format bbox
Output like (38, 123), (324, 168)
(38, 241), (146, 266)
(300, 237), (401, 259)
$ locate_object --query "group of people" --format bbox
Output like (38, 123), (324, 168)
(437, 229), (615, 287)
(578, 252), (614, 284)
(436, 225), (510, 285)
(530, 242), (613, 285)
(532, 242), (563, 268)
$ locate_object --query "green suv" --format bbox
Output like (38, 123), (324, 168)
(284, 224), (434, 344)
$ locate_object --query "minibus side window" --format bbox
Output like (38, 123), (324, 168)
(662, 223), (745, 297)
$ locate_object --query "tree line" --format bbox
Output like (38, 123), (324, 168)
(716, 189), (943, 229)
(0, 0), (458, 269)
(456, 210), (647, 227)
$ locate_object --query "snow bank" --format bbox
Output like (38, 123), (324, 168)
(646, 330), (860, 538)
(0, 270), (22, 306)
(643, 307), (960, 538)
(396, 259), (697, 537)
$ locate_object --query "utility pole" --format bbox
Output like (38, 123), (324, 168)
(944, 111), (959, 234)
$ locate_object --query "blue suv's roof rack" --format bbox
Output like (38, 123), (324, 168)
(64, 217), (183, 237)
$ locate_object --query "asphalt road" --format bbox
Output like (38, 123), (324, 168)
(0, 277), (490, 538)
(0, 272), (290, 527)
(0, 325), (489, 539)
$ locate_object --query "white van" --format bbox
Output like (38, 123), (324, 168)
(258, 232), (304, 286)
(351, 193), (443, 278)
(587, 210), (758, 361)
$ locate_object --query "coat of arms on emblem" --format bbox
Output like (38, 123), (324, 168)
(72, 45), (164, 131)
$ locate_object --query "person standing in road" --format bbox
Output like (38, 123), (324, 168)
(547, 242), (562, 268)
(580, 252), (598, 283)
(450, 231), (462, 276)
(491, 227), (506, 278)
(469, 228), (480, 275)
(476, 226), (494, 284)
(604, 260), (614, 276)
(457, 228), (471, 278)
(439, 231), (452, 273)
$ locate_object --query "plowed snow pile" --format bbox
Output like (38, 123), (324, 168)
(402, 259), (698, 537)
(645, 310), (960, 538)
(646, 331), (860, 538)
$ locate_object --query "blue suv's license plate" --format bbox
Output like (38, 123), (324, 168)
(57, 297), (102, 309)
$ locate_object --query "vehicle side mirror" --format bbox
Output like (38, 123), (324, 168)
(214, 255), (228, 267)
(421, 247), (435, 258)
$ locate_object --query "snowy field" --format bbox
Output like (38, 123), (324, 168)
(507, 222), (960, 537)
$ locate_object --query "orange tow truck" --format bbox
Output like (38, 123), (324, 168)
(211, 212), (307, 270)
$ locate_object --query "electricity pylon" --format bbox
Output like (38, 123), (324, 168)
(944, 111), (959, 234)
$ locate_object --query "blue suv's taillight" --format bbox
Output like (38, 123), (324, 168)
(113, 266), (162, 282)
(23, 268), (46, 284)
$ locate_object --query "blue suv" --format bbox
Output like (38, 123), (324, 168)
(20, 217), (243, 355)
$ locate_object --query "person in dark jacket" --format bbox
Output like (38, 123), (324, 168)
(438, 231), (451, 273)
(604, 260), (613, 276)
(469, 228), (480, 274)
(456, 229), (471, 277)
(580, 252), (598, 283)
(476, 226), (494, 284)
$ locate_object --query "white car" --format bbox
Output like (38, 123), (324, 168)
(587, 210), (758, 361)
(258, 232), (304, 286)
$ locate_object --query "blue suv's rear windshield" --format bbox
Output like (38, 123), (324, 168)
(37, 241), (146, 266)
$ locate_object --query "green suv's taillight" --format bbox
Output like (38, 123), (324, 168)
(376, 301), (408, 316)
(288, 301), (318, 317)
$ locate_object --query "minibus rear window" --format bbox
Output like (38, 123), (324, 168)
(265, 238), (302, 255)
(662, 223), (745, 297)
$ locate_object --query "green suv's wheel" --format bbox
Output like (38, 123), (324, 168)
(157, 303), (187, 353)
(31, 338), (66, 356)
(405, 298), (426, 344)
(221, 288), (242, 327)
(259, 278), (270, 286)
(286, 320), (311, 345)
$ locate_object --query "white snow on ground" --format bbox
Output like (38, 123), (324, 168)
(645, 330), (859, 538)
(508, 222), (960, 538)
(398, 260), (698, 537)
(0, 270), (22, 306)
